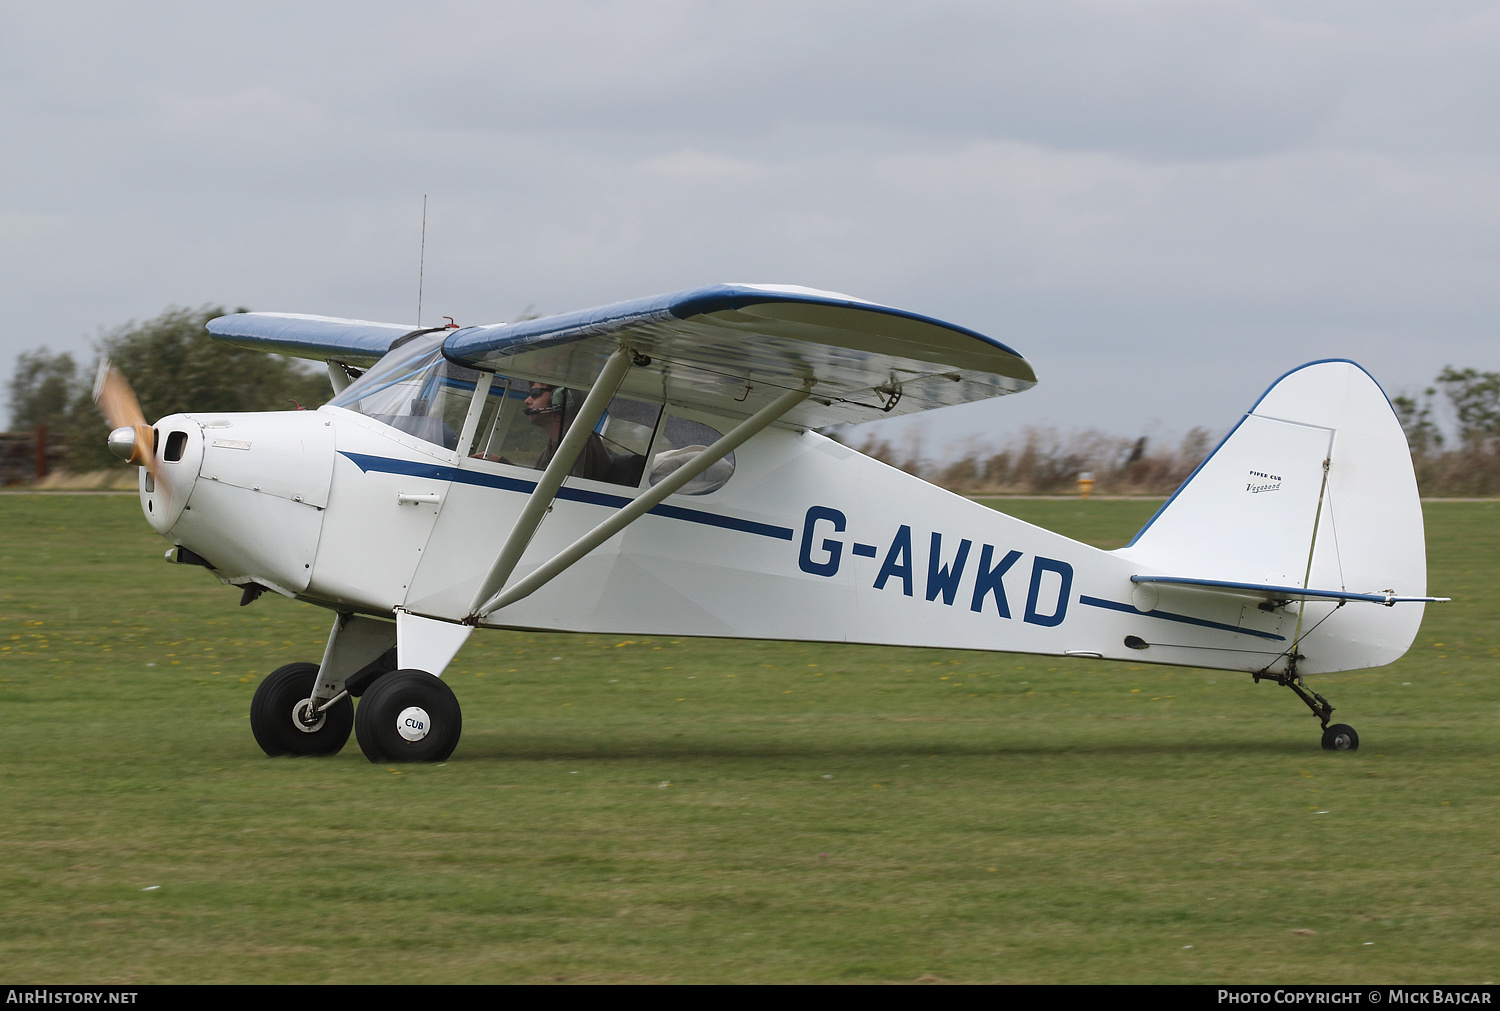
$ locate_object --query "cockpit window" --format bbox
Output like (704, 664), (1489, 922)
(330, 335), (707, 493)
(470, 383), (663, 487)
(328, 333), (480, 451)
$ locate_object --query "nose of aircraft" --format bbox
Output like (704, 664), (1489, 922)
(140, 414), (204, 534)
(155, 410), (337, 595)
(92, 359), (337, 598)
(89, 360), (195, 531)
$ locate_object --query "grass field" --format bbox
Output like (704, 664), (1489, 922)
(1, 493), (1496, 984)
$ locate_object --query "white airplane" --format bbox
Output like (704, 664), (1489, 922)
(93, 283), (1443, 762)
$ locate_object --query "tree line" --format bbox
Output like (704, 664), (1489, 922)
(7, 306), (329, 472)
(847, 426), (1216, 497)
(847, 368), (1500, 498)
(1392, 368), (1500, 497)
(7, 305), (1500, 496)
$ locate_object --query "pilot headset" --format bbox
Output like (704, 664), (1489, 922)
(524, 384), (569, 417)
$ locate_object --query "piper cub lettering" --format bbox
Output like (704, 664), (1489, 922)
(91, 283), (1443, 762)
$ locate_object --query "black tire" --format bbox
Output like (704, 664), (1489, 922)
(354, 669), (462, 763)
(1321, 723), (1359, 751)
(250, 662), (353, 757)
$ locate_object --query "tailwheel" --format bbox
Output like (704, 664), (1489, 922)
(250, 662), (354, 756)
(1254, 664), (1362, 751)
(354, 669), (462, 763)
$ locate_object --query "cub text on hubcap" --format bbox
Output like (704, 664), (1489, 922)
(397, 706), (431, 742)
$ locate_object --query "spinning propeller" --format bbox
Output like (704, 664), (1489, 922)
(93, 361), (160, 479)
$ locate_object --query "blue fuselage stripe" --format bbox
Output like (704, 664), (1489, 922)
(1077, 594), (1287, 641)
(338, 451), (794, 541)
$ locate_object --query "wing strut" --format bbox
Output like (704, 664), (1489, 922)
(466, 347), (635, 616)
(470, 381), (812, 621)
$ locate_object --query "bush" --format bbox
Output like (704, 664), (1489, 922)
(857, 426), (1215, 496)
(855, 367), (1500, 499)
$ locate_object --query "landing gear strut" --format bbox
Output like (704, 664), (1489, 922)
(1253, 660), (1359, 752)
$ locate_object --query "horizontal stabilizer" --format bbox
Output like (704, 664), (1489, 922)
(1131, 575), (1447, 606)
(207, 313), (419, 368)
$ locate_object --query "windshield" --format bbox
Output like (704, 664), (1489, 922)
(328, 333), (480, 450)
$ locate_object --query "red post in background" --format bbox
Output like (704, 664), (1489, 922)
(35, 425), (47, 480)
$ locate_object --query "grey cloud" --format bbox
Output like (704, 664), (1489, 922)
(2, 1), (1498, 448)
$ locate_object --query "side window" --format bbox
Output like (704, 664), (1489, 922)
(469, 378), (519, 461)
(648, 416), (735, 495)
(472, 380), (553, 470)
(469, 384), (664, 488)
(595, 396), (662, 487)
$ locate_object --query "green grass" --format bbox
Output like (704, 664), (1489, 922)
(1, 493), (1497, 983)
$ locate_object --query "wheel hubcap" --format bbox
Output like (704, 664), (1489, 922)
(397, 706), (432, 742)
(292, 698), (326, 733)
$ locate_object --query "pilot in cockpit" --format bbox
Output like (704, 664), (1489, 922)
(523, 384), (613, 481)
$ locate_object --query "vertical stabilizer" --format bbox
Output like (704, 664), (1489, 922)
(1116, 360), (1427, 673)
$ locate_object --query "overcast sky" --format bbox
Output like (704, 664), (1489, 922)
(4, 1), (1497, 453)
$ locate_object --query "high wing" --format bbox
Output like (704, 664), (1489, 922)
(441, 284), (1036, 427)
(208, 285), (1036, 427)
(206, 313), (421, 369)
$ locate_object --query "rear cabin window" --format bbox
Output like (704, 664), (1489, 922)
(647, 416), (735, 495)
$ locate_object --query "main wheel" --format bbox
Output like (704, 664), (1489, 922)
(1321, 723), (1359, 751)
(354, 669), (462, 763)
(250, 662), (353, 757)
